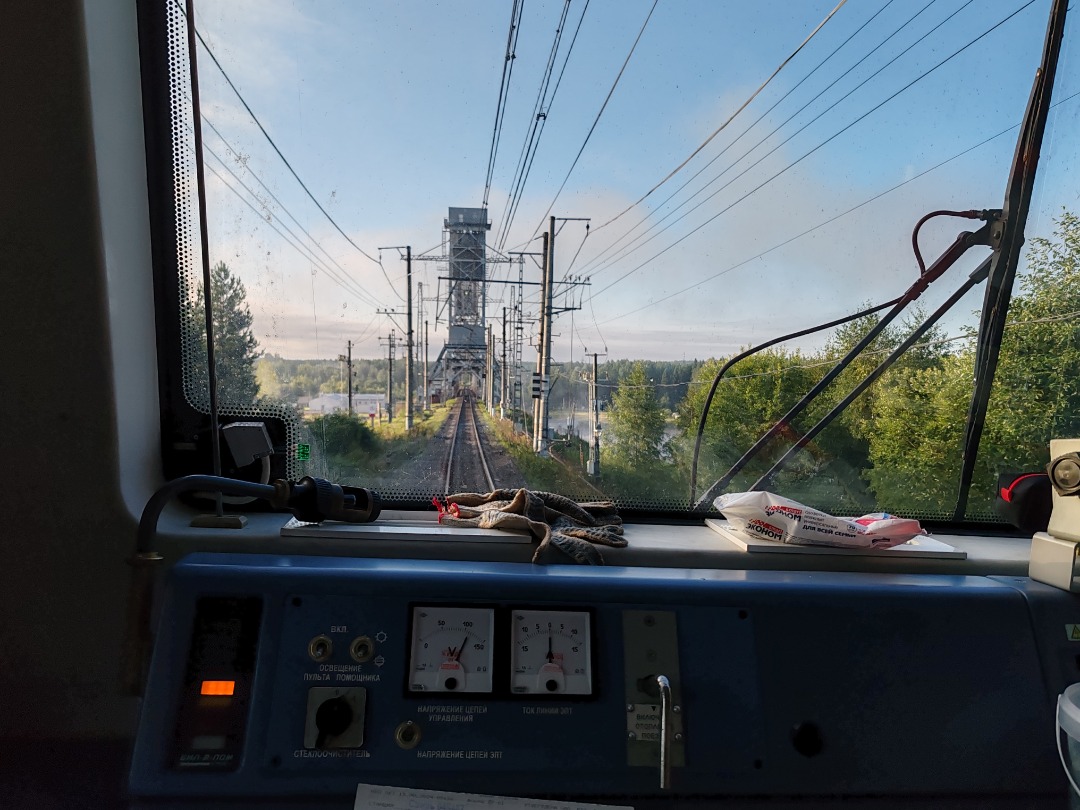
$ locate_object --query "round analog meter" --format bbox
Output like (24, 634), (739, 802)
(511, 610), (592, 695)
(408, 606), (495, 693)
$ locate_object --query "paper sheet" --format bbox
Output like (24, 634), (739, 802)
(353, 783), (632, 810)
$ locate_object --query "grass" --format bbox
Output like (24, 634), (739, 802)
(482, 411), (603, 498)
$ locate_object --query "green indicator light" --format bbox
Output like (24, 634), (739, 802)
(296, 443), (311, 461)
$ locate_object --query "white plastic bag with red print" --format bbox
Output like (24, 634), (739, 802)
(714, 491), (925, 549)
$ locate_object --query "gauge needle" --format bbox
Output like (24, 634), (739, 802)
(454, 635), (468, 661)
(547, 631), (553, 663)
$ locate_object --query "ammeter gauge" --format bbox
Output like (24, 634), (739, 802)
(408, 606), (495, 693)
(511, 609), (592, 695)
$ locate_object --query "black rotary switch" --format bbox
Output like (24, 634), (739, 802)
(315, 696), (353, 747)
(791, 721), (824, 758)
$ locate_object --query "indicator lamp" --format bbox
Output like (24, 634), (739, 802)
(200, 680), (236, 697)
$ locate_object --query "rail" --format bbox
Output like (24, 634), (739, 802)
(443, 395), (496, 494)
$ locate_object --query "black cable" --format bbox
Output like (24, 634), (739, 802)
(200, 141), (383, 309)
(578, 0), (918, 278)
(200, 116), (385, 309)
(585, 0), (963, 282)
(171, 0), (391, 289)
(594, 86), (1080, 327)
(688, 298), (900, 504)
(483, 0), (526, 211)
(528, 0), (655, 241)
(497, 0), (587, 252)
(495, 0), (573, 251)
(600, 0), (851, 234)
(912, 210), (984, 274)
(589, 0), (1036, 301)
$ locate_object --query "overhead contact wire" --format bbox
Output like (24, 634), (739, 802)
(585, 0), (947, 280)
(594, 84), (1080, 326)
(577, 0), (903, 277)
(595, 0), (850, 234)
(483, 0), (526, 211)
(588, 0), (1036, 301)
(173, 0), (391, 290)
(529, 0), (655, 240)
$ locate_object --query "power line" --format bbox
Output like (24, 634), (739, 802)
(494, 0), (579, 252)
(593, 84), (1080, 328)
(528, 0), (656, 241)
(201, 158), (379, 308)
(583, 0), (949, 280)
(587, 0), (1036, 302)
(199, 115), (386, 310)
(483, 0), (526, 211)
(172, 0), (386, 275)
(577, 0), (906, 278)
(594, 0), (850, 235)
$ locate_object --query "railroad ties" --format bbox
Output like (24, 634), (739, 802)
(443, 393), (496, 494)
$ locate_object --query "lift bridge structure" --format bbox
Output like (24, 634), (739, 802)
(417, 207), (516, 403)
(410, 207), (587, 455)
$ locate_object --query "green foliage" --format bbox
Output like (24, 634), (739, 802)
(257, 354), (408, 404)
(608, 362), (667, 467)
(864, 212), (1080, 518)
(680, 350), (825, 493)
(185, 262), (261, 404)
(307, 412), (381, 467)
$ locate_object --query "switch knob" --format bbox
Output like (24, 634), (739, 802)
(315, 696), (353, 746)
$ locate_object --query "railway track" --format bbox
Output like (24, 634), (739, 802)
(443, 394), (496, 494)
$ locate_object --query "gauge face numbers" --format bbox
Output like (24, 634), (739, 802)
(511, 610), (592, 696)
(408, 606), (494, 693)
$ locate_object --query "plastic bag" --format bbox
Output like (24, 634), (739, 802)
(714, 491), (925, 549)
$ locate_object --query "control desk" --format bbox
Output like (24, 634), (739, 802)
(130, 552), (1075, 807)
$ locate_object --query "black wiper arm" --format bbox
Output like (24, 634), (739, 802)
(953, 0), (1069, 520)
(752, 250), (993, 494)
(688, 297), (902, 506)
(694, 216), (988, 510)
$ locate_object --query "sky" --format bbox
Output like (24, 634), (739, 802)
(178, 0), (1080, 363)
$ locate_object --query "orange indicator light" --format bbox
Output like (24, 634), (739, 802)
(200, 680), (236, 696)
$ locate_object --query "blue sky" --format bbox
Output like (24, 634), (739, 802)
(185, 0), (1080, 362)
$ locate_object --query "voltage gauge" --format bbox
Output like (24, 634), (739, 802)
(511, 609), (592, 695)
(408, 606), (494, 693)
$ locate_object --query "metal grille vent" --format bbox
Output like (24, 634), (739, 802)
(165, 0), (302, 479)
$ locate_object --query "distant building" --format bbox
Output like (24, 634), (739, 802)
(306, 392), (386, 416)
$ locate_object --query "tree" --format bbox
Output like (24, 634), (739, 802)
(867, 211), (1080, 517)
(608, 361), (667, 467)
(185, 261), (261, 405)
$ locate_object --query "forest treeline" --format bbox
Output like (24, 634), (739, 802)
(194, 213), (1080, 522)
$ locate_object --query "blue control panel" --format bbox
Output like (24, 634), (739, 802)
(130, 553), (1077, 807)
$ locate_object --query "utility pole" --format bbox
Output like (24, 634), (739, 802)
(423, 319), (429, 411)
(585, 352), (606, 477)
(379, 331), (396, 422)
(532, 232), (548, 453)
(501, 306), (508, 420)
(337, 340), (354, 416)
(538, 215), (556, 457)
(485, 323), (494, 413)
(380, 245), (414, 429)
(405, 246), (413, 430)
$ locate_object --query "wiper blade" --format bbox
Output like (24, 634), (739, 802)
(953, 0), (1069, 520)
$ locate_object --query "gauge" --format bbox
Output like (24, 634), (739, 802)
(408, 606), (495, 693)
(511, 610), (592, 695)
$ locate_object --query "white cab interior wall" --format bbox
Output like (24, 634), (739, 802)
(0, 0), (159, 740)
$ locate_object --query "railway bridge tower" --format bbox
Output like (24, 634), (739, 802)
(430, 207), (491, 397)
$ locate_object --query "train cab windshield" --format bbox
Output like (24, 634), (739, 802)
(9, 1), (1080, 808)
(145, 0), (1080, 527)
